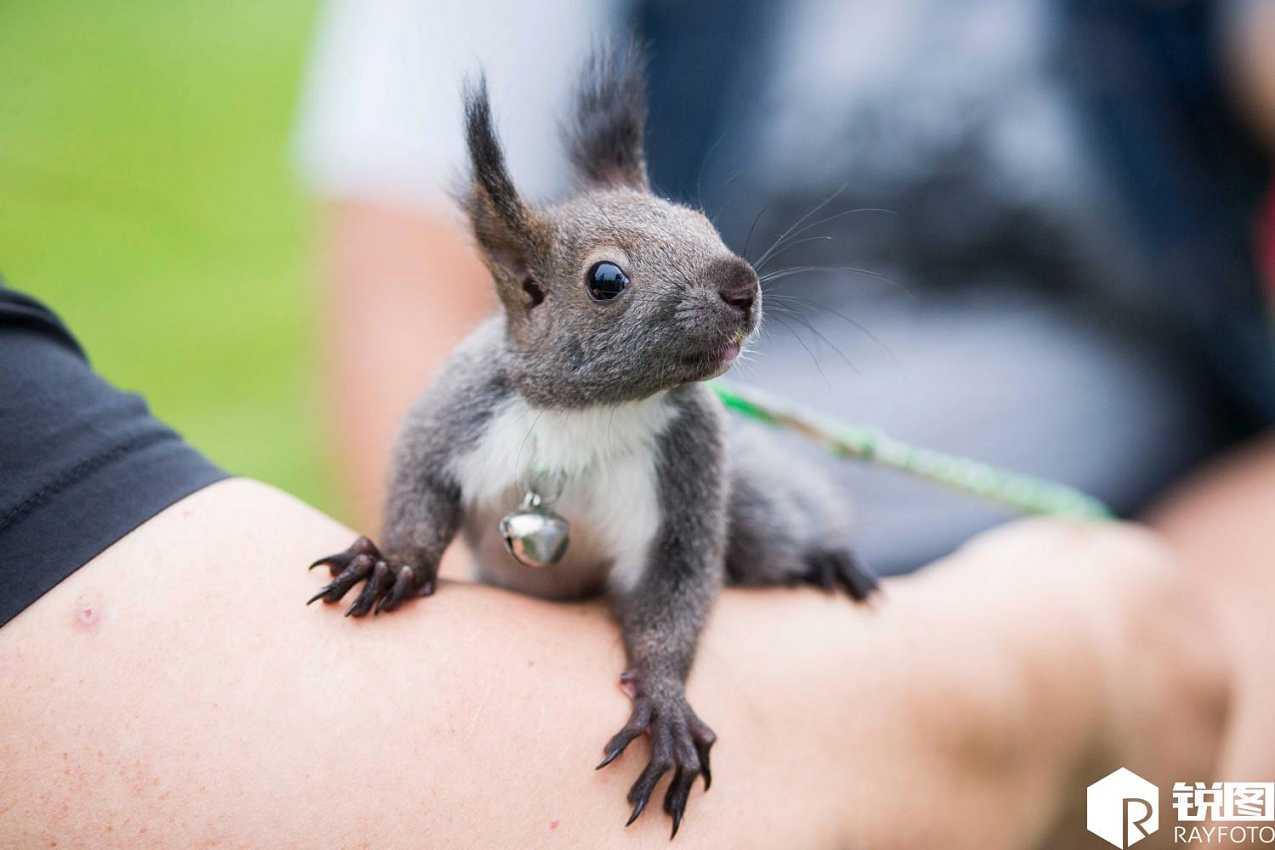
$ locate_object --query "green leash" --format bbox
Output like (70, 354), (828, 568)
(710, 380), (1113, 520)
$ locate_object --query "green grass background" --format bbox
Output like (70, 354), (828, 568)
(0, 1), (336, 513)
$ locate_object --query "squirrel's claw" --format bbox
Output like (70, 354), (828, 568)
(306, 537), (435, 616)
(345, 560), (394, 616)
(309, 536), (382, 576)
(599, 690), (715, 839)
(597, 698), (653, 769)
(688, 717), (715, 793)
(375, 566), (429, 614)
(306, 551), (375, 605)
(663, 767), (697, 838)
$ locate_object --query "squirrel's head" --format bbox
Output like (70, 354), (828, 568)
(459, 45), (760, 408)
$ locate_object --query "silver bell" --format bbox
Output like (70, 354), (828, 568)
(499, 493), (570, 568)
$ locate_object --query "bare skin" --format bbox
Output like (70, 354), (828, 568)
(0, 479), (1225, 849)
(1227, 0), (1275, 148)
(1148, 434), (1275, 850)
(1150, 434), (1275, 782)
(316, 199), (492, 535)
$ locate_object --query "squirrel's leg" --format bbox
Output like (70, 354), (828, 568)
(604, 574), (720, 839)
(308, 465), (462, 617)
(597, 402), (725, 839)
(724, 430), (878, 600)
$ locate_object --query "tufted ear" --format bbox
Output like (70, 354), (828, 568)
(460, 76), (549, 308)
(563, 43), (649, 191)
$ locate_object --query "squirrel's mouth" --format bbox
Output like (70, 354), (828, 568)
(680, 334), (744, 379)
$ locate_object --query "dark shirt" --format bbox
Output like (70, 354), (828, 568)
(0, 286), (226, 627)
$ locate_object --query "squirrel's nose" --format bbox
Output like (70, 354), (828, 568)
(714, 260), (758, 317)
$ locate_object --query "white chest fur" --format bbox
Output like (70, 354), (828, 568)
(450, 393), (675, 597)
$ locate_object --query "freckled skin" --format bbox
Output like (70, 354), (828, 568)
(307, 44), (877, 837)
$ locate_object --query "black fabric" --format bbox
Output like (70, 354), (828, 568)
(1062, 0), (1275, 426)
(631, 0), (774, 206)
(0, 285), (227, 627)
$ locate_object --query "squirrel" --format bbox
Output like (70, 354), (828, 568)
(307, 44), (877, 838)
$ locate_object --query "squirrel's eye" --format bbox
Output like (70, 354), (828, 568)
(586, 261), (630, 301)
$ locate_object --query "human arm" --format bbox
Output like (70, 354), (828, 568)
(1227, 0), (1275, 148)
(0, 479), (1225, 849)
(315, 200), (491, 532)
(1149, 431), (1275, 783)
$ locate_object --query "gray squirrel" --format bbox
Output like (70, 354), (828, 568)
(308, 45), (876, 838)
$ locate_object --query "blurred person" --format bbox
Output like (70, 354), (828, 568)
(296, 0), (1275, 805)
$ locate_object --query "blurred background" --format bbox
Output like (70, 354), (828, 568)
(3, 0), (1273, 571)
(0, 1), (329, 506)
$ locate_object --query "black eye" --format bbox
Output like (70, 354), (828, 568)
(586, 261), (630, 301)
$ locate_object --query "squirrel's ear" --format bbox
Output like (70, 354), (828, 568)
(460, 77), (548, 302)
(564, 43), (649, 191)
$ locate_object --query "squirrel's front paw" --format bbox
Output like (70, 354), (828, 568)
(306, 536), (436, 616)
(596, 677), (717, 839)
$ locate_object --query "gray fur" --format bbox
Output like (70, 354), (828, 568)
(317, 46), (871, 833)
(724, 422), (855, 585)
(563, 42), (650, 191)
(612, 384), (727, 698)
(381, 319), (512, 575)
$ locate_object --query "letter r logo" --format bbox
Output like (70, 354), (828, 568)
(1087, 768), (1160, 848)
